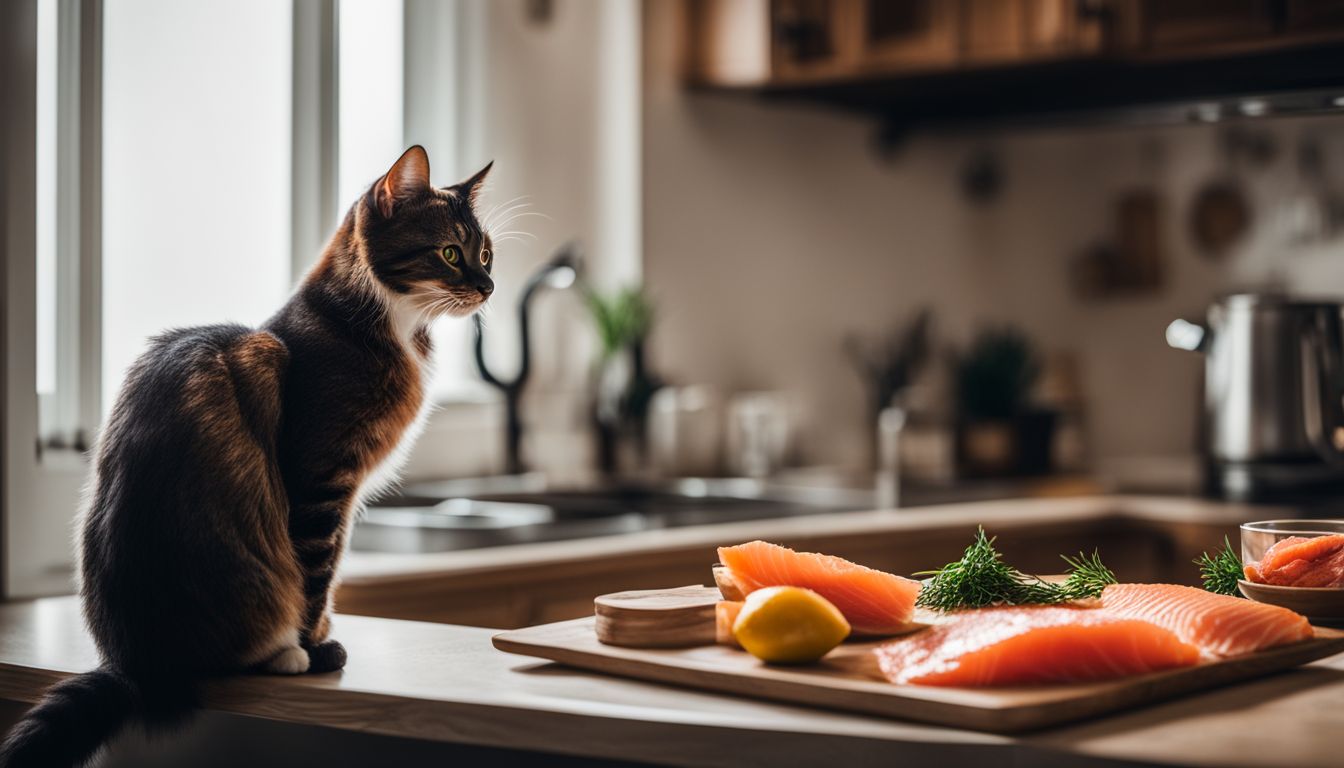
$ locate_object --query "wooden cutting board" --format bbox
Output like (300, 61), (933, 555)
(494, 587), (1344, 734)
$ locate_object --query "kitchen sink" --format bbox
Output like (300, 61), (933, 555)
(349, 476), (872, 554)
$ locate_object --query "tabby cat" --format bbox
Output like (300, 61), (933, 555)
(0, 146), (495, 767)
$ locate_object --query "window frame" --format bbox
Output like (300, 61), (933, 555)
(3, 0), (102, 599)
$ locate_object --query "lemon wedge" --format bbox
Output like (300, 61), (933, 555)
(732, 586), (851, 664)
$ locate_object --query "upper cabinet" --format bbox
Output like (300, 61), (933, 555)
(684, 0), (1344, 121)
(1120, 0), (1278, 49)
(856, 0), (959, 70)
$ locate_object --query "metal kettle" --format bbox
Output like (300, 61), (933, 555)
(1167, 293), (1344, 500)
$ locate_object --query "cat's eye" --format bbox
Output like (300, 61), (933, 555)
(481, 249), (492, 267)
(441, 245), (461, 267)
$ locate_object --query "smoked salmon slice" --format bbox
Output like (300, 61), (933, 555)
(1243, 535), (1344, 587)
(873, 606), (1200, 686)
(715, 601), (743, 646)
(716, 541), (920, 635)
(1101, 583), (1312, 658)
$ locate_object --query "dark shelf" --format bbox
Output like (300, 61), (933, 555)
(731, 40), (1344, 131)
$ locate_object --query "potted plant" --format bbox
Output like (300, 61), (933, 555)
(586, 286), (661, 475)
(844, 308), (933, 471)
(952, 326), (1055, 477)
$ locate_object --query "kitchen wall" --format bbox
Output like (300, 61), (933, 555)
(402, 0), (641, 480)
(641, 0), (1344, 476)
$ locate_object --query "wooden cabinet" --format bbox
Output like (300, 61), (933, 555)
(1283, 0), (1344, 36)
(1125, 0), (1277, 50)
(771, 0), (861, 81)
(857, 0), (959, 71)
(684, 0), (1344, 93)
(961, 0), (1106, 63)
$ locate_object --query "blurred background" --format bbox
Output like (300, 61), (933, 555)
(6, 0), (1344, 603)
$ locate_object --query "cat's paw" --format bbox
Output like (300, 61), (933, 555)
(263, 645), (311, 675)
(306, 639), (347, 673)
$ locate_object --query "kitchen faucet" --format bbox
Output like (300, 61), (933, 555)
(474, 245), (581, 475)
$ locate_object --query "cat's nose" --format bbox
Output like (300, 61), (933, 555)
(476, 280), (494, 298)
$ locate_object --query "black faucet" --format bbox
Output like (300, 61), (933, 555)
(474, 246), (581, 475)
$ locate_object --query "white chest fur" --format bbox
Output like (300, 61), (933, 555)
(356, 300), (436, 507)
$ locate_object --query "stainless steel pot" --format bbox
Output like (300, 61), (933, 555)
(1167, 293), (1344, 500)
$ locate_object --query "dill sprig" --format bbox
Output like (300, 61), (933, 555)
(1195, 536), (1244, 597)
(1054, 551), (1120, 602)
(915, 527), (1117, 612)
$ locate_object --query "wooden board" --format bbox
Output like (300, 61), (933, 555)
(494, 617), (1344, 734)
(594, 585), (722, 647)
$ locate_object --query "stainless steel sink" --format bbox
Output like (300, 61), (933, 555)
(350, 475), (872, 554)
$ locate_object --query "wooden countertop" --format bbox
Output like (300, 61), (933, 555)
(1, 596), (1341, 767)
(339, 494), (1284, 586)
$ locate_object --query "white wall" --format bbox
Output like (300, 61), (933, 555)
(641, 0), (1344, 473)
(401, 0), (642, 479)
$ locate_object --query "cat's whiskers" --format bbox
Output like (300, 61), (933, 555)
(482, 202), (550, 237)
(484, 205), (535, 228)
(491, 230), (538, 241)
(480, 195), (531, 228)
(412, 287), (485, 320)
(485, 210), (548, 235)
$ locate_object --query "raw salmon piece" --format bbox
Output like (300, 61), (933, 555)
(716, 601), (743, 647)
(1244, 535), (1344, 588)
(717, 541), (920, 635)
(873, 606), (1200, 686)
(1101, 583), (1312, 658)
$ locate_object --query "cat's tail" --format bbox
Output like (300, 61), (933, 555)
(0, 666), (194, 768)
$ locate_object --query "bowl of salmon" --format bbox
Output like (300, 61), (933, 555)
(1239, 520), (1344, 620)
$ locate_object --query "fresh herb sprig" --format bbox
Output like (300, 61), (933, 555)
(1195, 536), (1244, 597)
(1055, 551), (1121, 602)
(915, 527), (1117, 612)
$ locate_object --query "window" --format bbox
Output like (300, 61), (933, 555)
(35, 0), (88, 450)
(102, 0), (294, 411)
(337, 0), (404, 219)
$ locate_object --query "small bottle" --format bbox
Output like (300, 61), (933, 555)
(876, 406), (906, 510)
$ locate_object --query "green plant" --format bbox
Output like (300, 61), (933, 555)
(1195, 537), (1244, 597)
(953, 326), (1041, 421)
(585, 286), (655, 359)
(844, 308), (933, 413)
(915, 527), (1118, 612)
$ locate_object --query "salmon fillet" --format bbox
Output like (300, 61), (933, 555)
(873, 606), (1200, 686)
(716, 541), (920, 635)
(1101, 583), (1312, 658)
(715, 601), (743, 646)
(1244, 534), (1344, 588)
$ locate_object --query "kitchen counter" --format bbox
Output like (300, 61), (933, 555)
(340, 495), (1275, 584)
(334, 495), (1292, 627)
(0, 596), (1341, 767)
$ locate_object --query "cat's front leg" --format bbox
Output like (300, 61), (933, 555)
(290, 498), (351, 673)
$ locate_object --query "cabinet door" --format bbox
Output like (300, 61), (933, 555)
(1021, 0), (1107, 55)
(856, 0), (959, 71)
(1283, 0), (1344, 36)
(962, 0), (1025, 62)
(1139, 0), (1276, 49)
(770, 0), (862, 82)
(961, 0), (1108, 63)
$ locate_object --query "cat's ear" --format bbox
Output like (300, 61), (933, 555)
(452, 161), (493, 209)
(374, 145), (431, 218)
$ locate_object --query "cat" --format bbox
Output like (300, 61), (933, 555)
(0, 146), (495, 767)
